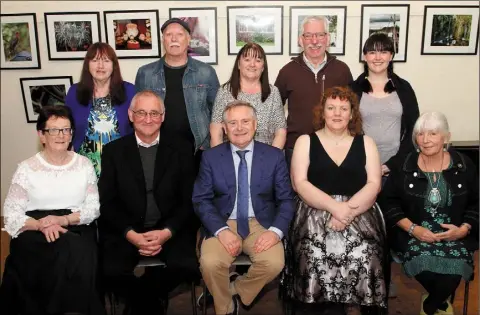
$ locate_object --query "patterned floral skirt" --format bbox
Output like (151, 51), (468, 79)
(282, 196), (387, 308)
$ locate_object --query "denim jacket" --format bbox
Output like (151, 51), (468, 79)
(135, 56), (220, 151)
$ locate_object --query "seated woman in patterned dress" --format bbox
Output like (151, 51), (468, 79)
(0, 106), (104, 315)
(209, 42), (286, 149)
(379, 111), (478, 315)
(285, 86), (387, 315)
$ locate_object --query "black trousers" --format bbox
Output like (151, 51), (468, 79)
(0, 210), (104, 315)
(415, 271), (461, 315)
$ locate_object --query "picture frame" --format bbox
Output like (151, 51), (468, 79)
(20, 76), (73, 123)
(360, 4), (410, 62)
(421, 6), (479, 55)
(289, 6), (347, 56)
(1, 13), (41, 69)
(227, 6), (283, 55)
(169, 7), (218, 65)
(44, 12), (101, 60)
(104, 10), (160, 59)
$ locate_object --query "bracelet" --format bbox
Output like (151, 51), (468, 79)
(408, 223), (417, 236)
(461, 223), (471, 234)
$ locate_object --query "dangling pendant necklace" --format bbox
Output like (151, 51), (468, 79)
(421, 153), (444, 217)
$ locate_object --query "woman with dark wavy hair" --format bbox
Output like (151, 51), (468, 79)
(66, 42), (135, 177)
(283, 86), (387, 314)
(209, 42), (286, 149)
(350, 32), (419, 178)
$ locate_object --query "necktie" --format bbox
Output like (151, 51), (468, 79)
(236, 150), (249, 239)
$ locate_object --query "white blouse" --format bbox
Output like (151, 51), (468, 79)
(3, 152), (100, 238)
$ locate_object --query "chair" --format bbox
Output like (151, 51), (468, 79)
(201, 254), (252, 315)
(450, 272), (474, 315)
(391, 247), (475, 315)
(107, 257), (198, 315)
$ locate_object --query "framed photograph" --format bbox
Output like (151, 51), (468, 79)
(1, 13), (41, 69)
(360, 5), (410, 62)
(44, 12), (101, 60)
(422, 6), (479, 55)
(20, 76), (73, 123)
(227, 6), (283, 55)
(289, 6), (347, 56)
(170, 8), (218, 64)
(104, 10), (160, 59)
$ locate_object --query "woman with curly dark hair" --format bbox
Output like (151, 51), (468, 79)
(283, 86), (387, 315)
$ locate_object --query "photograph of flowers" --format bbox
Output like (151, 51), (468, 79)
(44, 11), (101, 60)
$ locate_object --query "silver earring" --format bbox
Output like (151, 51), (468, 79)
(416, 148), (420, 153)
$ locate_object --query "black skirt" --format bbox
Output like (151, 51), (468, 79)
(0, 210), (105, 315)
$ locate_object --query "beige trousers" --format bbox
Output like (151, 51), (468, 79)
(199, 219), (284, 315)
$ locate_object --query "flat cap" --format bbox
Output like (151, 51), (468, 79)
(161, 18), (191, 34)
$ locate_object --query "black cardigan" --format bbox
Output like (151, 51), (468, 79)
(350, 73), (420, 170)
(378, 149), (479, 252)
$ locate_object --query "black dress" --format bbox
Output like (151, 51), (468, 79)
(283, 133), (387, 308)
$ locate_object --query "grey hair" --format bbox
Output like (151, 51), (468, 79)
(300, 16), (330, 36)
(129, 90), (165, 112)
(412, 111), (450, 149)
(222, 100), (257, 123)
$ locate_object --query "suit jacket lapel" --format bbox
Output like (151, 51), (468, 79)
(251, 141), (264, 211)
(220, 143), (236, 194)
(123, 134), (146, 192)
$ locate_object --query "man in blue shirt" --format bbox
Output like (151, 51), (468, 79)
(193, 100), (295, 315)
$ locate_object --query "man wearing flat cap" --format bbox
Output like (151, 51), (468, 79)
(136, 17), (220, 166)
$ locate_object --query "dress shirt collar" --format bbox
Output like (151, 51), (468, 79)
(303, 53), (327, 72)
(230, 140), (255, 155)
(135, 132), (160, 148)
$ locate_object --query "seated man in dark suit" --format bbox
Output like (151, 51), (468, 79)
(98, 90), (198, 315)
(193, 100), (295, 315)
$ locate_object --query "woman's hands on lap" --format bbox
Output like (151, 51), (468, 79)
(411, 226), (440, 243)
(331, 201), (359, 225)
(40, 224), (68, 243)
(435, 224), (469, 241)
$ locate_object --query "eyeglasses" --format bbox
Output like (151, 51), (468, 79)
(43, 128), (73, 136)
(131, 110), (164, 120)
(302, 32), (327, 40)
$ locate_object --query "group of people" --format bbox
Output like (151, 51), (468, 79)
(0, 15), (477, 315)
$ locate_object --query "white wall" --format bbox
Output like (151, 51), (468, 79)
(1, 1), (479, 212)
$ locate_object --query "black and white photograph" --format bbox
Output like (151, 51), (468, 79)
(20, 76), (73, 123)
(44, 12), (101, 60)
(360, 5), (410, 62)
(1, 13), (41, 69)
(170, 7), (218, 64)
(289, 6), (347, 56)
(422, 6), (479, 55)
(227, 6), (283, 55)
